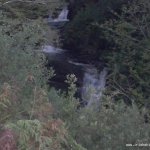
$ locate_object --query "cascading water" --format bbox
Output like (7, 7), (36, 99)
(43, 46), (108, 107)
(44, 6), (107, 108)
(57, 7), (69, 20)
(48, 7), (69, 27)
(82, 67), (107, 107)
(43, 45), (64, 54)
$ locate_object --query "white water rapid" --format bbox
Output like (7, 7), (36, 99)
(57, 7), (69, 20)
(42, 45), (64, 54)
(82, 67), (107, 107)
(43, 47), (108, 107)
(48, 7), (69, 27)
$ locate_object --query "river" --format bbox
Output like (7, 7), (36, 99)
(43, 7), (107, 107)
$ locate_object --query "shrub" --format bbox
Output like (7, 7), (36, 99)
(99, 0), (150, 108)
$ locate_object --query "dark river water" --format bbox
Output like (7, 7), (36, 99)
(43, 45), (107, 107)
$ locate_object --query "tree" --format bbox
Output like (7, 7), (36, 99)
(98, 0), (150, 108)
(62, 0), (126, 60)
(0, 8), (86, 149)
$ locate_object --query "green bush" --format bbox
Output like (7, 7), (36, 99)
(0, 11), (86, 150)
(99, 0), (150, 108)
(66, 97), (150, 150)
(62, 0), (125, 60)
(0, 1), (150, 149)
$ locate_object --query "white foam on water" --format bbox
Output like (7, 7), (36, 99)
(57, 7), (69, 20)
(82, 67), (107, 107)
(68, 60), (90, 67)
(48, 7), (69, 25)
(42, 45), (64, 54)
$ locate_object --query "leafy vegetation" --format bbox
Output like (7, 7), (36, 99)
(62, 0), (126, 60)
(0, 0), (150, 149)
(0, 5), (85, 149)
(63, 0), (150, 107)
(99, 0), (150, 108)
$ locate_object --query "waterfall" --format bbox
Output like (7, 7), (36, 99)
(48, 7), (69, 27)
(45, 5), (107, 109)
(82, 67), (107, 107)
(43, 48), (107, 108)
(57, 7), (69, 20)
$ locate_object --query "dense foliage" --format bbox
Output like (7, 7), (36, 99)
(62, 0), (126, 60)
(0, 0), (150, 149)
(100, 0), (150, 108)
(63, 0), (150, 107)
(0, 2), (85, 149)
